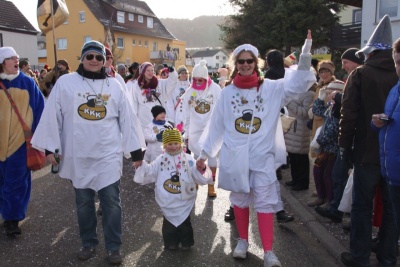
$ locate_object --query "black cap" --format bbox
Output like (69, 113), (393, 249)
(151, 105), (166, 119)
(341, 48), (364, 65)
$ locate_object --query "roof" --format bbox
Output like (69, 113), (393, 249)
(0, 0), (38, 35)
(330, 0), (362, 8)
(83, 0), (176, 40)
(191, 49), (227, 58)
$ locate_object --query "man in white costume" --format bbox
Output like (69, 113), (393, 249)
(197, 30), (315, 267)
(31, 41), (143, 265)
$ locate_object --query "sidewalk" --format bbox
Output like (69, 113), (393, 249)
(279, 166), (386, 267)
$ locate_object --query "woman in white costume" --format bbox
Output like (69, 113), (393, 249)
(196, 30), (315, 267)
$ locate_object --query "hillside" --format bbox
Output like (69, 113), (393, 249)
(160, 16), (226, 48)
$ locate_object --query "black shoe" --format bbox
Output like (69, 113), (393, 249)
(276, 210), (294, 223)
(314, 207), (342, 223)
(285, 181), (295, 186)
(276, 168), (282, 181)
(224, 207), (235, 221)
(291, 185), (309, 191)
(340, 252), (364, 267)
(107, 250), (122, 265)
(3, 220), (21, 236)
(77, 247), (95, 261)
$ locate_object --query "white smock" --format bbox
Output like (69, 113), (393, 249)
(31, 72), (142, 191)
(134, 152), (212, 226)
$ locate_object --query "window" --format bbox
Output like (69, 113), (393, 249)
(378, 0), (398, 19)
(117, 11), (125, 23)
(79, 11), (85, 22)
(57, 38), (67, 50)
(84, 36), (91, 43)
(216, 63), (220, 68)
(152, 42), (158, 51)
(139, 40), (142, 46)
(353, 9), (362, 23)
(223, 56), (226, 60)
(144, 41), (148, 47)
(117, 37), (124, 48)
(129, 13), (134, 21)
(138, 15), (143, 23)
(216, 56), (219, 59)
(132, 39), (136, 46)
(147, 17), (153, 28)
(0, 33), (3, 47)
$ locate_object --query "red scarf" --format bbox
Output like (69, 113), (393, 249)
(233, 71), (259, 89)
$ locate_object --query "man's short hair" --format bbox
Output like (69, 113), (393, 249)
(19, 59), (29, 69)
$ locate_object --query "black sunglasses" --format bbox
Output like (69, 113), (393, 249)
(85, 54), (104, 61)
(237, 58), (255, 64)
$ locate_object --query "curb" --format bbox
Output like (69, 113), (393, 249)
(280, 182), (347, 262)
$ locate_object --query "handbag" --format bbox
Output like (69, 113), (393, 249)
(338, 169), (354, 213)
(281, 106), (296, 133)
(0, 82), (46, 170)
(310, 126), (323, 154)
(218, 113), (253, 193)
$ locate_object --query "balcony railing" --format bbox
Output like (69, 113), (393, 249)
(149, 50), (178, 61)
(330, 22), (362, 48)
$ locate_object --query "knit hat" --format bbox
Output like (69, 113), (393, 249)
(192, 60), (208, 79)
(57, 59), (69, 69)
(161, 68), (169, 75)
(341, 48), (364, 65)
(284, 53), (297, 67)
(233, 44), (259, 57)
(139, 62), (153, 76)
(326, 80), (345, 92)
(318, 61), (335, 74)
(0, 47), (18, 63)
(117, 64), (125, 71)
(177, 65), (188, 75)
(357, 14), (392, 57)
(151, 105), (166, 119)
(81, 40), (106, 62)
(105, 47), (113, 57)
(162, 128), (183, 146)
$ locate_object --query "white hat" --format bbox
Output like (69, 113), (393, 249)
(233, 44), (259, 57)
(326, 80), (345, 92)
(357, 14), (392, 57)
(192, 60), (208, 79)
(0, 47), (18, 63)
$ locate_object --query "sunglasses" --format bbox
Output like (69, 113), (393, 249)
(237, 58), (255, 64)
(85, 54), (104, 61)
(193, 78), (206, 83)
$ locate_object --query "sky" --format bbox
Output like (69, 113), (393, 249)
(11, 0), (236, 31)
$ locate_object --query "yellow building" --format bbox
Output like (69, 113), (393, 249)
(44, 0), (186, 71)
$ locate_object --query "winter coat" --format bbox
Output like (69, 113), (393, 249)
(339, 49), (398, 164)
(313, 99), (339, 154)
(309, 78), (335, 157)
(376, 80), (400, 185)
(284, 89), (314, 154)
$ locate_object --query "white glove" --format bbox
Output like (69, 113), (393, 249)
(318, 88), (327, 100)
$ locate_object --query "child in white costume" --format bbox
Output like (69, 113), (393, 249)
(197, 31), (316, 267)
(134, 128), (212, 250)
(143, 105), (173, 162)
(176, 60), (221, 197)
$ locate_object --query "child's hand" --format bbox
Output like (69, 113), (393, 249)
(196, 159), (206, 172)
(133, 160), (143, 169)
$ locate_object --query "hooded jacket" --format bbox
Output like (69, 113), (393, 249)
(339, 49), (398, 164)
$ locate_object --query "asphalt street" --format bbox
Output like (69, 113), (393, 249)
(0, 159), (341, 267)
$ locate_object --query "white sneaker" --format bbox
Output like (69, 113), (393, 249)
(233, 238), (249, 258)
(264, 251), (281, 267)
